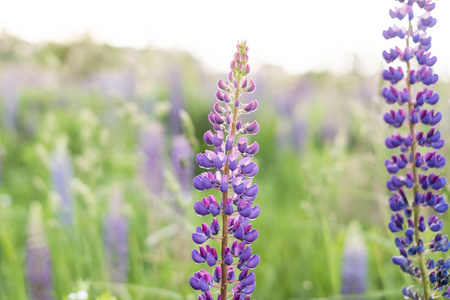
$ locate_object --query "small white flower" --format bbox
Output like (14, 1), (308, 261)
(67, 290), (88, 300)
(77, 290), (89, 300)
(68, 293), (77, 300)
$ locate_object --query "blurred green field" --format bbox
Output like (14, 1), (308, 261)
(1, 34), (450, 300)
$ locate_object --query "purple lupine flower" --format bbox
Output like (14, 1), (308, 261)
(168, 68), (185, 136)
(104, 188), (129, 282)
(382, 1), (446, 299)
(190, 41), (260, 300)
(171, 134), (193, 197)
(49, 148), (74, 224)
(341, 226), (367, 300)
(26, 202), (54, 300)
(1, 70), (19, 129)
(139, 122), (165, 197)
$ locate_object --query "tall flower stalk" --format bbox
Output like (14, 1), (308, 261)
(104, 188), (129, 282)
(382, 1), (449, 299)
(190, 41), (261, 300)
(26, 202), (54, 300)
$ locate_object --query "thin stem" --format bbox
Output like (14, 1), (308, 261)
(220, 77), (241, 300)
(406, 20), (431, 300)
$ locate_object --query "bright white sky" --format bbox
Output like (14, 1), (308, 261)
(1, 0), (449, 76)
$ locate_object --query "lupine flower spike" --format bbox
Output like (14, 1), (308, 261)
(26, 202), (54, 300)
(190, 40), (261, 300)
(382, 1), (448, 299)
(104, 188), (129, 282)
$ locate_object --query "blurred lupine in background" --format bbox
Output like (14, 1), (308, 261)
(49, 145), (74, 225)
(341, 223), (367, 300)
(190, 40), (261, 300)
(1, 71), (18, 129)
(171, 134), (194, 197)
(26, 202), (54, 300)
(168, 68), (185, 136)
(139, 122), (166, 198)
(103, 187), (129, 283)
(381, 1), (448, 298)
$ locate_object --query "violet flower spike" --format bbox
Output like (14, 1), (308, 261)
(26, 202), (54, 300)
(190, 40), (261, 300)
(382, 1), (447, 299)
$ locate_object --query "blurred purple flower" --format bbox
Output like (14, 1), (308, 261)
(83, 71), (137, 100)
(168, 68), (185, 135)
(341, 226), (367, 299)
(171, 134), (193, 196)
(104, 188), (129, 282)
(139, 122), (166, 197)
(49, 148), (73, 224)
(26, 202), (54, 300)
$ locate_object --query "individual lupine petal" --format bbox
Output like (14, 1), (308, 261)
(384, 109), (406, 128)
(198, 292), (214, 300)
(206, 248), (218, 267)
(388, 213), (404, 233)
(224, 247), (233, 266)
(237, 200), (253, 218)
(223, 92), (231, 103)
(382, 86), (400, 104)
(383, 47), (400, 63)
(429, 173), (446, 190)
(418, 214), (426, 232)
(417, 88), (439, 105)
(414, 152), (423, 168)
(233, 293), (251, 300)
(386, 175), (405, 191)
(244, 184), (259, 198)
(245, 80), (256, 93)
(216, 90), (224, 101)
(224, 197), (234, 216)
(210, 218), (220, 235)
(192, 246), (207, 264)
(236, 120), (242, 131)
(408, 109), (418, 124)
(246, 142), (259, 156)
(194, 201), (209, 216)
(244, 121), (260, 135)
(228, 154), (239, 172)
(243, 100), (259, 113)
(402, 286), (419, 299)
(431, 233), (450, 252)
(232, 176), (245, 195)
(190, 269), (213, 292)
(239, 269), (256, 286)
(385, 133), (404, 149)
(218, 79), (228, 91)
(248, 206), (260, 219)
(428, 215), (444, 232)
(382, 66), (404, 84)
(401, 47), (412, 62)
(192, 223), (211, 244)
(220, 175), (228, 193)
(418, 12), (437, 30)
(389, 193), (407, 211)
(443, 287), (450, 299)
(238, 138), (248, 153)
(241, 78), (248, 89)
